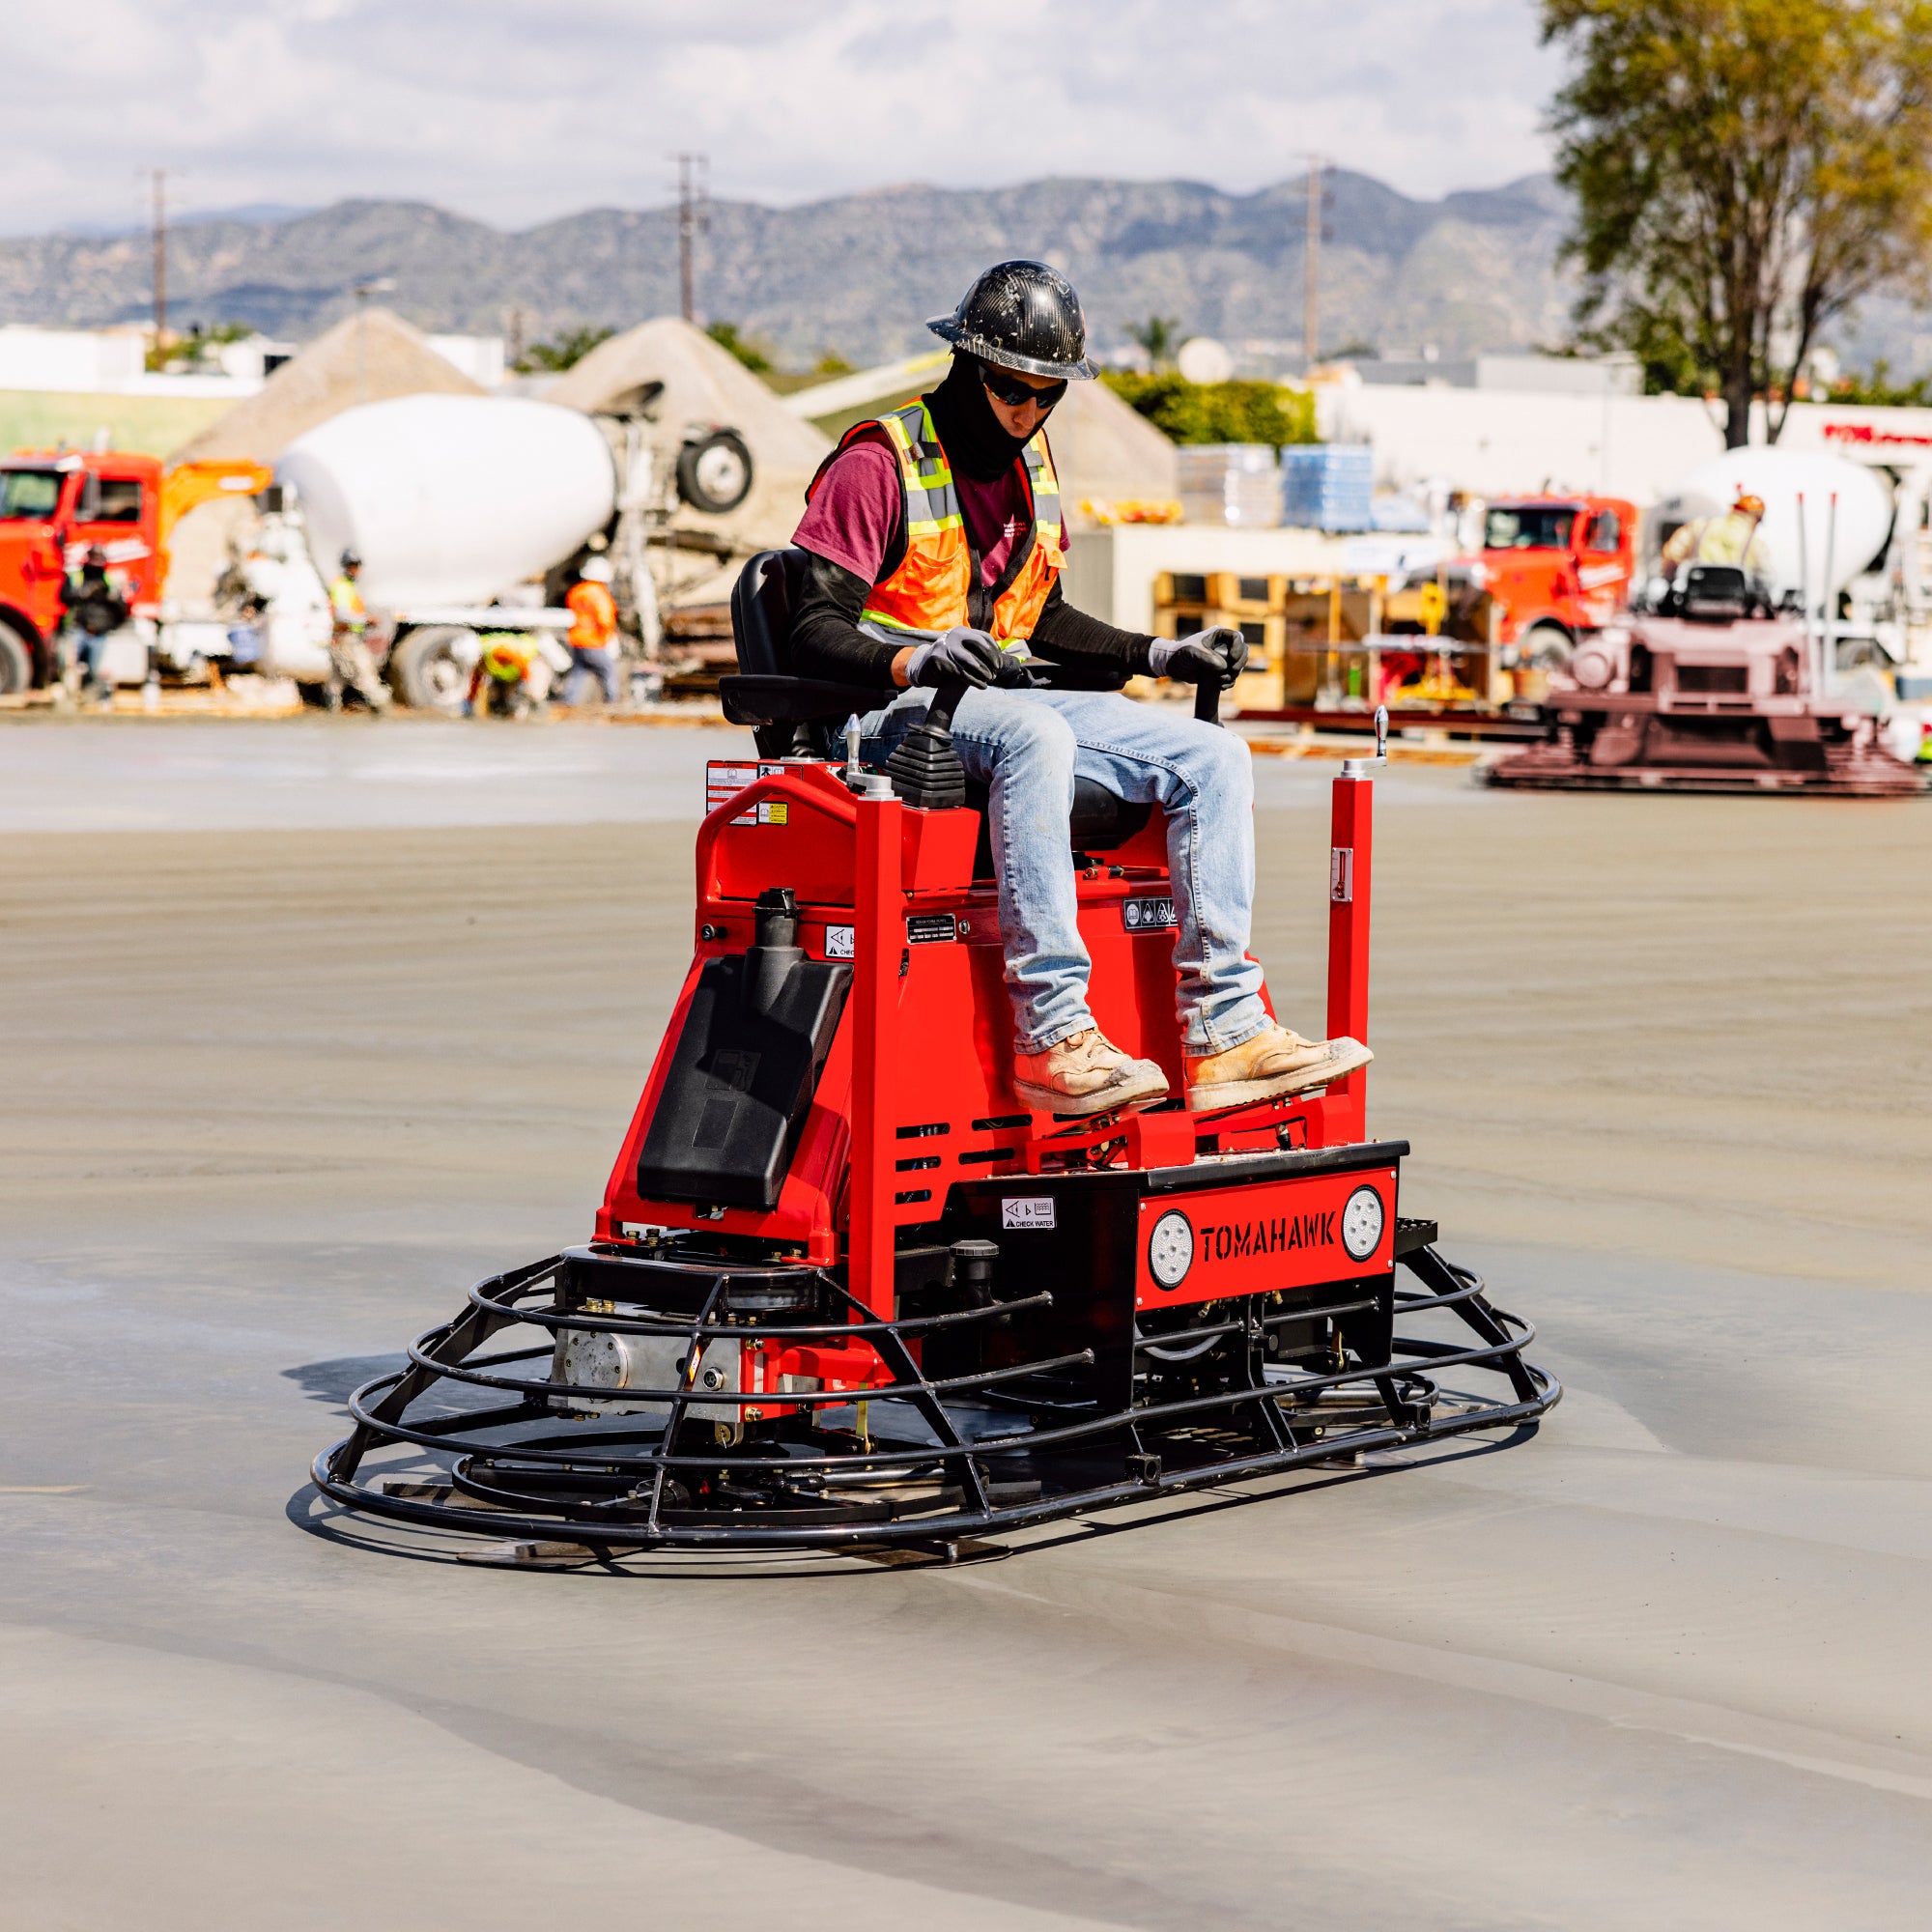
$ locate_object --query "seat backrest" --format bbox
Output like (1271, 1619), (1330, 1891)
(731, 549), (812, 677)
(1680, 563), (1749, 622)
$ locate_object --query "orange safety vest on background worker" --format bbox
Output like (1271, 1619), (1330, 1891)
(565, 577), (618, 650)
(805, 396), (1063, 650)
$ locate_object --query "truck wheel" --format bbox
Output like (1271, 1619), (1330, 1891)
(391, 626), (479, 715)
(676, 430), (753, 514)
(1520, 622), (1573, 670)
(0, 619), (34, 694)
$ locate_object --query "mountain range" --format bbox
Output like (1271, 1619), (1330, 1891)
(0, 172), (1576, 366)
(0, 172), (1920, 373)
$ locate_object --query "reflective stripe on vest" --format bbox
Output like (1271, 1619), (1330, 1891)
(808, 398), (1063, 649)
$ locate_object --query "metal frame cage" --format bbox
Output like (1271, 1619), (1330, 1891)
(312, 1234), (1558, 1557)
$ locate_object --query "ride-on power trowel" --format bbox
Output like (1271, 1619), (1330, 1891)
(313, 551), (1557, 1562)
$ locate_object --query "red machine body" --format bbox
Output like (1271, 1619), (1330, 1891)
(588, 755), (1386, 1422)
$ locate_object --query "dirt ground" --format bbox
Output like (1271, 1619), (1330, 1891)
(1, 720), (1929, 1930)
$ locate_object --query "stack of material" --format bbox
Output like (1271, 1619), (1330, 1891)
(546, 316), (832, 562)
(1280, 444), (1374, 532)
(164, 309), (485, 611)
(1177, 444), (1280, 527)
(1047, 379), (1181, 531)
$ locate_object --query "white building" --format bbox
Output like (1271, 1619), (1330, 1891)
(0, 325), (505, 399)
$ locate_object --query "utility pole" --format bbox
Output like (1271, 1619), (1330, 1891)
(151, 168), (169, 352)
(675, 153), (709, 324)
(1304, 155), (1321, 370)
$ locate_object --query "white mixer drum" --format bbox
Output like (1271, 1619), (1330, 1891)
(1655, 445), (1891, 600)
(277, 394), (617, 607)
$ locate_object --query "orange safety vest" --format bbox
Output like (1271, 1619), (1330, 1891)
(805, 397), (1063, 649)
(566, 578), (618, 650)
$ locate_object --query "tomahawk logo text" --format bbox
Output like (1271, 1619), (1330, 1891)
(1199, 1211), (1337, 1263)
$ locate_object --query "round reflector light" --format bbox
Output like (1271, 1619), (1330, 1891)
(1147, 1208), (1195, 1290)
(1341, 1184), (1385, 1263)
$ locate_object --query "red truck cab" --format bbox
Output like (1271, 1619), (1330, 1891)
(0, 450), (165, 689)
(1469, 495), (1638, 658)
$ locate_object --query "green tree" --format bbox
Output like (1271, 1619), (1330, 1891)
(811, 351), (856, 377)
(515, 325), (615, 373)
(1100, 373), (1318, 447)
(1125, 316), (1184, 369)
(1828, 356), (1932, 406)
(1543, 0), (1932, 445)
(706, 320), (774, 374)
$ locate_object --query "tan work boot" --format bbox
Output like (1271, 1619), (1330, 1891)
(1012, 1028), (1170, 1118)
(1184, 1025), (1373, 1112)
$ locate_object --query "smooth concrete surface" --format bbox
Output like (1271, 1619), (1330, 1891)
(2, 722), (1929, 1929)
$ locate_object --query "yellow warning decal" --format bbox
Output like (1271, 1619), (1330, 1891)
(757, 801), (788, 825)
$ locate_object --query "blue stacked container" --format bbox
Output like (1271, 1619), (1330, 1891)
(1279, 444), (1374, 531)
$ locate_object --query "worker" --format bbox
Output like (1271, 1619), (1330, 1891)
(468, 633), (550, 718)
(326, 550), (391, 712)
(564, 555), (622, 706)
(788, 259), (1372, 1117)
(58, 546), (128, 702)
(1662, 490), (1773, 580)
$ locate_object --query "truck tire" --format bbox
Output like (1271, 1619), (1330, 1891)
(390, 626), (479, 715)
(676, 430), (753, 514)
(0, 619), (35, 694)
(1520, 622), (1573, 670)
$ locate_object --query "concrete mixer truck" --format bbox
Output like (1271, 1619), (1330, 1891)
(1, 390), (754, 708)
(245, 391), (753, 712)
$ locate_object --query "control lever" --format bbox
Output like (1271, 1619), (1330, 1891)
(881, 671), (970, 809)
(1193, 676), (1223, 725)
(1341, 703), (1389, 781)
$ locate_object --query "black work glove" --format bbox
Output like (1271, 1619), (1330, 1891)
(905, 625), (1006, 689)
(1149, 625), (1249, 686)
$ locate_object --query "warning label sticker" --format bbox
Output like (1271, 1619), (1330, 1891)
(1122, 895), (1178, 932)
(1002, 1197), (1057, 1231)
(705, 761), (788, 824)
(824, 924), (855, 959)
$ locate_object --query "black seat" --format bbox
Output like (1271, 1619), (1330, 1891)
(720, 550), (1152, 852)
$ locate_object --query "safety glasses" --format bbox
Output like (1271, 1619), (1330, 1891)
(979, 363), (1067, 411)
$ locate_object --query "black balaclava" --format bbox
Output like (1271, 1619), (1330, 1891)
(924, 353), (1040, 482)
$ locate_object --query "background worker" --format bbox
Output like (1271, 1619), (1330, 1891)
(326, 550), (390, 712)
(1662, 490), (1772, 582)
(788, 259), (1371, 1118)
(563, 555), (621, 706)
(58, 546), (128, 702)
(467, 633), (550, 718)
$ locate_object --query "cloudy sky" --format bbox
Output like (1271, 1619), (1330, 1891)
(8, 0), (1565, 236)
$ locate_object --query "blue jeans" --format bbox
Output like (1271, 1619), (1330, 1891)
(859, 688), (1269, 1054)
(566, 647), (620, 704)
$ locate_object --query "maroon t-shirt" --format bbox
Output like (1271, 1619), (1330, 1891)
(793, 431), (1066, 589)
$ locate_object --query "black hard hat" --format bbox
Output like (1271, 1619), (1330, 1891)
(927, 260), (1096, 381)
(340, 549), (362, 569)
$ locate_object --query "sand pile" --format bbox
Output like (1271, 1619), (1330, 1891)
(548, 316), (831, 554)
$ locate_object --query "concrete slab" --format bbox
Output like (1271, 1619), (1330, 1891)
(1, 748), (1928, 1928)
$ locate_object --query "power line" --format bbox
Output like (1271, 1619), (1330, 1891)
(1304, 155), (1321, 369)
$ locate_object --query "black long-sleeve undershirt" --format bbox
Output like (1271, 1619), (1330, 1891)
(788, 550), (1157, 692)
